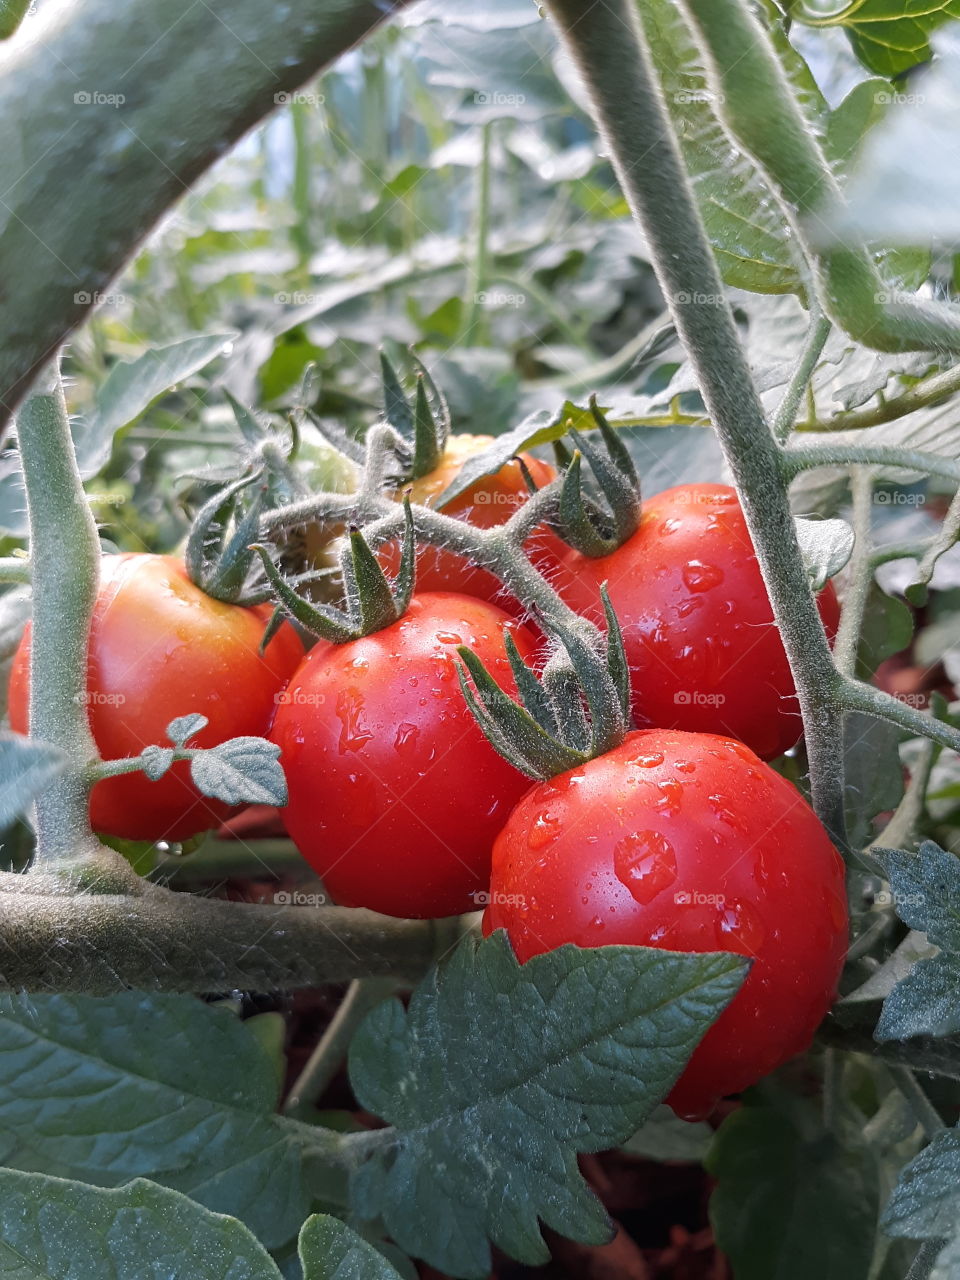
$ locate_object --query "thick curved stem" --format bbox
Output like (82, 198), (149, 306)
(800, 362), (960, 434)
(784, 443), (960, 486)
(543, 0), (847, 848)
(772, 312), (831, 443)
(0, 875), (474, 994)
(0, 0), (409, 425)
(17, 369), (105, 869)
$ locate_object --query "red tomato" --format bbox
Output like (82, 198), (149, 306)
(271, 592), (538, 919)
(8, 554), (303, 842)
(483, 728), (848, 1119)
(379, 434), (560, 613)
(552, 483), (840, 760)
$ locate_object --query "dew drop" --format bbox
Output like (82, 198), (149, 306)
(336, 688), (373, 753)
(715, 897), (767, 952)
(394, 722), (419, 753)
(655, 779), (684, 815)
(435, 630), (463, 645)
(682, 561), (725, 593)
(633, 750), (665, 769)
(614, 830), (678, 905)
(527, 810), (562, 850)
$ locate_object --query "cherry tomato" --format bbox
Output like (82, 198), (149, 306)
(483, 728), (848, 1119)
(379, 434), (560, 612)
(271, 592), (539, 919)
(553, 483), (841, 760)
(8, 554), (304, 842)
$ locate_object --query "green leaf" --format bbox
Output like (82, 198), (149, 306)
(876, 954), (960, 1041)
(0, 993), (313, 1249)
(794, 516), (854, 589)
(0, 0), (29, 40)
(878, 842), (960, 949)
(73, 333), (235, 479)
(708, 1094), (880, 1280)
(633, 0), (809, 293)
(165, 712), (209, 746)
(788, 0), (960, 78)
(299, 1216), (404, 1280)
(190, 736), (287, 807)
(882, 1127), (960, 1240)
(0, 732), (68, 827)
(0, 1170), (282, 1278)
(620, 1105), (713, 1163)
(843, 711), (905, 849)
(857, 583), (915, 680)
(347, 932), (747, 1278)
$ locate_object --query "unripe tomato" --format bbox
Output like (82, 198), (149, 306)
(483, 729), (847, 1119)
(553, 484), (841, 760)
(8, 554), (303, 842)
(379, 434), (560, 612)
(271, 592), (539, 919)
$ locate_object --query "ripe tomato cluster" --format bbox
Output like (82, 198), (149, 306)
(272, 463), (848, 1117)
(8, 453), (848, 1117)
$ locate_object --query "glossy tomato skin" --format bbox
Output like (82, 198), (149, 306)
(483, 729), (848, 1119)
(379, 434), (560, 613)
(553, 484), (841, 760)
(271, 591), (538, 919)
(8, 554), (303, 842)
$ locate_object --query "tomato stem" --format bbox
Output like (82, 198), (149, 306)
(543, 0), (849, 850)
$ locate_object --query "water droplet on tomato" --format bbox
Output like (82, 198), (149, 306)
(674, 760), (696, 774)
(435, 630), (463, 645)
(655, 779), (684, 815)
(682, 561), (725, 593)
(715, 898), (766, 953)
(394, 722), (419, 753)
(633, 750), (665, 768)
(336, 688), (373, 753)
(527, 810), (562, 849)
(614, 830), (677, 905)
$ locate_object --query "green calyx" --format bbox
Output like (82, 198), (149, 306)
(251, 499), (416, 644)
(379, 350), (450, 481)
(457, 586), (632, 780)
(185, 469), (271, 605)
(553, 397), (641, 558)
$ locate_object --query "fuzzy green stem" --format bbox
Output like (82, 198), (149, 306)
(800, 362), (960, 434)
(904, 1240), (944, 1280)
(784, 443), (960, 486)
(679, 0), (960, 355)
(283, 978), (396, 1119)
(17, 369), (104, 869)
(0, 875), (475, 994)
(463, 121), (494, 342)
(543, 0), (847, 848)
(833, 469), (875, 678)
(772, 312), (831, 443)
(0, 557), (30, 584)
(842, 679), (960, 755)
